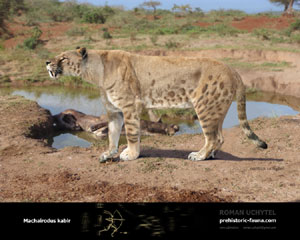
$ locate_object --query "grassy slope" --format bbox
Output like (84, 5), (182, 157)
(1, 7), (300, 86)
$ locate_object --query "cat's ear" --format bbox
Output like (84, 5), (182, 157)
(76, 46), (87, 59)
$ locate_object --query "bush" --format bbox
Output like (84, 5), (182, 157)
(102, 30), (112, 39)
(21, 26), (42, 50)
(150, 34), (159, 45)
(101, 5), (115, 19)
(82, 9), (106, 24)
(32, 26), (42, 39)
(284, 19), (300, 37)
(23, 37), (38, 50)
(252, 28), (273, 40)
(165, 39), (179, 49)
(290, 19), (300, 31)
(290, 33), (300, 44)
(252, 28), (286, 43)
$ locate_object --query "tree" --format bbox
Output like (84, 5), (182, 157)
(172, 4), (193, 17)
(270, 0), (290, 11)
(172, 4), (192, 13)
(141, 1), (161, 17)
(269, 0), (299, 15)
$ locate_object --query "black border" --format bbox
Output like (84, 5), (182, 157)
(0, 202), (298, 238)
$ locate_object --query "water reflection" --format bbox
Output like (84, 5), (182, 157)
(1, 86), (299, 148)
(51, 132), (92, 149)
(12, 87), (104, 116)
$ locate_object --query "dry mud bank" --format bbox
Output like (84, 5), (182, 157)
(0, 95), (299, 202)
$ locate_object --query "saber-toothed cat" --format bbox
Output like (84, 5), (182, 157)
(46, 47), (267, 162)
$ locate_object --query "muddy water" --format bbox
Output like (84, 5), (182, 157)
(1, 86), (299, 149)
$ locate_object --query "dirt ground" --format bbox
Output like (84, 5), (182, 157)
(0, 95), (299, 202)
(231, 15), (294, 32)
(193, 15), (294, 31)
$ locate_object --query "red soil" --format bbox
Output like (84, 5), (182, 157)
(3, 21), (74, 49)
(231, 15), (294, 32)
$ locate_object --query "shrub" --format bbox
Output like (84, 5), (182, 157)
(290, 19), (300, 31)
(194, 7), (205, 17)
(101, 5), (115, 19)
(150, 34), (159, 45)
(103, 30), (112, 39)
(165, 39), (179, 49)
(284, 19), (300, 37)
(32, 26), (42, 39)
(23, 37), (38, 50)
(22, 26), (42, 50)
(82, 9), (106, 24)
(252, 28), (273, 40)
(291, 33), (300, 44)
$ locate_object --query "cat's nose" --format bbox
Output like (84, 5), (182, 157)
(46, 61), (51, 66)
